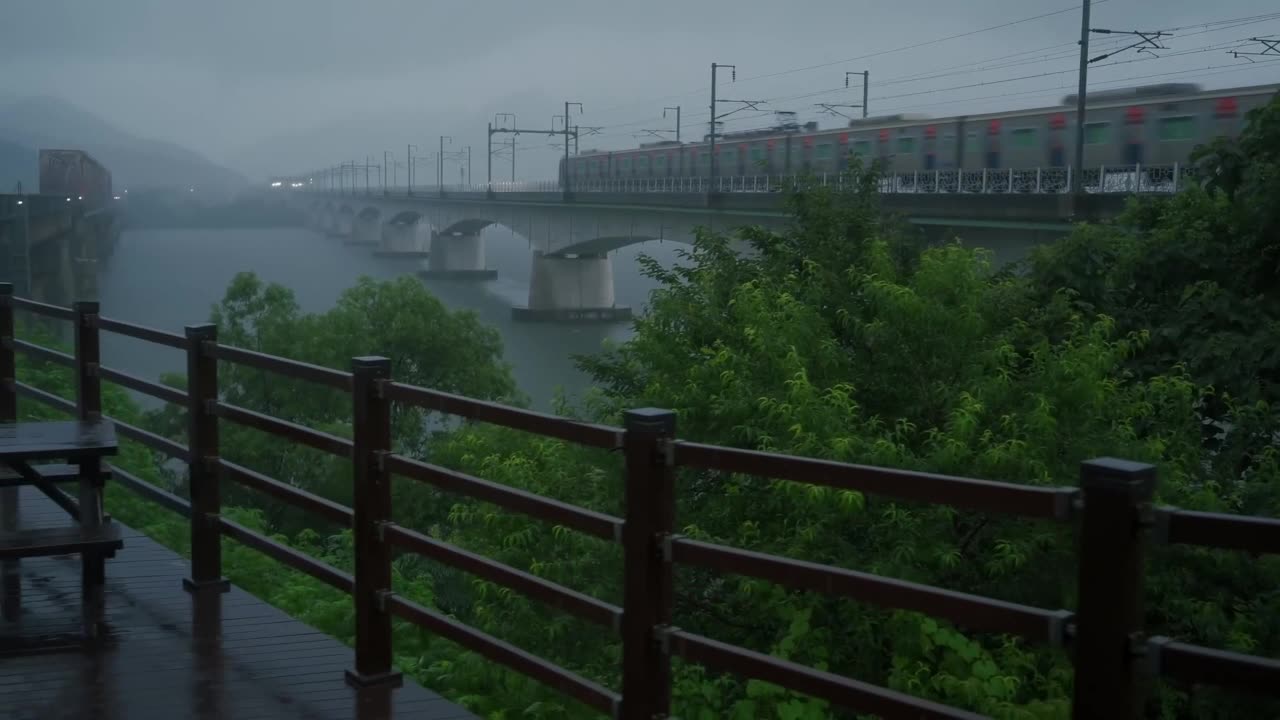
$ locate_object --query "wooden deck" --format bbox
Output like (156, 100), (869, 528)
(0, 485), (476, 720)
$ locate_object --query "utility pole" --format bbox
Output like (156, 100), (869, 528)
(438, 135), (452, 195)
(664, 106), (681, 142)
(708, 63), (765, 191)
(563, 101), (582, 194)
(383, 150), (390, 195)
(1073, 0), (1091, 195)
(365, 155), (371, 195)
(844, 71), (869, 118)
(407, 144), (417, 195)
(466, 146), (472, 187)
(1072, 5), (1171, 196)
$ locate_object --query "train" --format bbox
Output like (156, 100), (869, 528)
(559, 82), (1279, 186)
(38, 149), (113, 207)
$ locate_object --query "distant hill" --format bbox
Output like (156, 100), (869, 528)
(0, 95), (246, 198)
(0, 138), (37, 192)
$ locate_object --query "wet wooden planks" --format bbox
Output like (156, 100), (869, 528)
(0, 486), (476, 720)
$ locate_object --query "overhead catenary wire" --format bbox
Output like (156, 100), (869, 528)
(579, 10), (1280, 145)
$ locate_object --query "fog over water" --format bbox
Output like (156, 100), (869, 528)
(97, 226), (687, 410)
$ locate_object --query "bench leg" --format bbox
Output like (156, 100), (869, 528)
(1, 486), (17, 621)
(78, 458), (107, 639)
(81, 550), (106, 639)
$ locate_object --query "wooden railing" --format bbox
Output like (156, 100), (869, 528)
(1, 282), (1278, 719)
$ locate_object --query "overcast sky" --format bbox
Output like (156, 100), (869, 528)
(2, 0), (1278, 182)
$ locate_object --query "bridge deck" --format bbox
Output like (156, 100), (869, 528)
(0, 485), (474, 720)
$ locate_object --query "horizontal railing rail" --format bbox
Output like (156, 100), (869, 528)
(2, 283), (1277, 720)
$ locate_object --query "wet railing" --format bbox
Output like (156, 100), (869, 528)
(2, 283), (1277, 719)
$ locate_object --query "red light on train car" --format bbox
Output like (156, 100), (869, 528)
(767, 139), (776, 149)
(803, 136), (814, 147)
(1215, 97), (1238, 118)
(987, 119), (1001, 135)
(838, 133), (849, 143)
(878, 129), (889, 142)
(1050, 113), (1066, 130)
(1125, 106), (1145, 124)
(925, 125), (937, 139)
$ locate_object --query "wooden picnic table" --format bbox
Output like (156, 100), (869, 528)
(0, 419), (121, 639)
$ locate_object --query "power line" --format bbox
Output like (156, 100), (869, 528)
(583, 9), (1280, 143)
(585, 1), (1111, 121)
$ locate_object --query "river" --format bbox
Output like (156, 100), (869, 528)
(96, 225), (687, 410)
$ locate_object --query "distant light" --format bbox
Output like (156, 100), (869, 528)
(66, 197), (71, 202)
(123, 189), (128, 193)
(16, 200), (23, 205)
(189, 188), (195, 193)
(113, 195), (121, 200)
(78, 195), (83, 200)
(271, 181), (282, 187)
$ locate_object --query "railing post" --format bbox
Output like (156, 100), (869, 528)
(0, 283), (13, 422)
(1036, 167), (1043, 193)
(1072, 458), (1156, 720)
(346, 356), (401, 689)
(0, 283), (16, 622)
(73, 301), (101, 421)
(1135, 163), (1143, 193)
(620, 408), (677, 720)
(183, 323), (229, 594)
(1172, 162), (1179, 193)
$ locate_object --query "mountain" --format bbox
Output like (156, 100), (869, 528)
(0, 138), (37, 192)
(0, 95), (247, 198)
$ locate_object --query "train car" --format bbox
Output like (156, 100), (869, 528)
(561, 82), (1279, 187)
(39, 149), (113, 207)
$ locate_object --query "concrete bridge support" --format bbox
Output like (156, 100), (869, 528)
(375, 214), (431, 258)
(419, 231), (495, 279)
(347, 210), (379, 245)
(512, 250), (631, 322)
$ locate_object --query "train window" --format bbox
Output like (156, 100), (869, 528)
(852, 140), (870, 155)
(1012, 128), (1037, 148)
(655, 155), (666, 168)
(637, 156), (649, 170)
(723, 149), (737, 164)
(897, 137), (916, 153)
(750, 147), (766, 163)
(1084, 122), (1110, 145)
(622, 158), (632, 171)
(816, 143), (833, 159)
(1159, 116), (1196, 141)
(942, 133), (955, 147)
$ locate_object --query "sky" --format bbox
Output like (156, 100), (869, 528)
(1, 0), (1278, 183)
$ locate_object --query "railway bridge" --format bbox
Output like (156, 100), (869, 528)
(284, 169), (1141, 321)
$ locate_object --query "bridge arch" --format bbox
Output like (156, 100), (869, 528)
(357, 206), (381, 221)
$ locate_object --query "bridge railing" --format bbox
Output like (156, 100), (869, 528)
(9, 285), (1275, 718)
(296, 164), (1192, 198)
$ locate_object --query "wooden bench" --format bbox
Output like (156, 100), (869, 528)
(1, 420), (120, 637)
(0, 524), (123, 560)
(0, 463), (113, 489)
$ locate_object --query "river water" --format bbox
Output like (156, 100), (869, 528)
(96, 226), (686, 410)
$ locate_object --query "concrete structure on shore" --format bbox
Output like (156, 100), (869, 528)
(0, 194), (118, 306)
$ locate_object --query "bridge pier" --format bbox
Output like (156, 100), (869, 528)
(331, 210), (353, 238)
(374, 218), (431, 258)
(347, 211), (379, 246)
(418, 231), (496, 279)
(512, 250), (631, 322)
